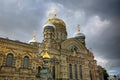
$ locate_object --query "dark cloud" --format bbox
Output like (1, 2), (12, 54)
(54, 0), (120, 19)
(85, 15), (120, 72)
(84, 15), (120, 71)
(0, 0), (48, 41)
(0, 0), (120, 74)
(53, 0), (120, 72)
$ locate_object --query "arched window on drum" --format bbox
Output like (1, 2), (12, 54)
(0, 53), (3, 66)
(6, 53), (14, 66)
(23, 56), (29, 68)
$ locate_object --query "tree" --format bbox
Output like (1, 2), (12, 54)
(103, 69), (109, 80)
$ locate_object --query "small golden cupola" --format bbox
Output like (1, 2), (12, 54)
(28, 31), (37, 43)
(42, 45), (50, 59)
(43, 52), (50, 59)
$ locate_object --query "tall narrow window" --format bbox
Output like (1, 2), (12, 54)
(23, 56), (29, 68)
(38, 66), (41, 73)
(6, 53), (13, 66)
(80, 65), (83, 80)
(90, 70), (92, 80)
(69, 64), (72, 79)
(75, 64), (78, 79)
(0, 56), (2, 65)
(52, 66), (55, 79)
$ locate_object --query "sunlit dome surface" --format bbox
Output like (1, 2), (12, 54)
(46, 18), (66, 28)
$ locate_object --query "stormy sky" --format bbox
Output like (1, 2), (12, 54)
(0, 0), (120, 75)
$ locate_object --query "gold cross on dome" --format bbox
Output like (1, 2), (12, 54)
(32, 31), (37, 41)
(53, 8), (57, 18)
(48, 12), (50, 20)
(77, 24), (80, 33)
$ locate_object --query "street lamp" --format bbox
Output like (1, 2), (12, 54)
(36, 50), (51, 80)
(36, 45), (60, 80)
(42, 52), (51, 80)
(42, 52), (60, 80)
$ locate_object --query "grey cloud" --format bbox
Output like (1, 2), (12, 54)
(85, 19), (120, 70)
(0, 0), (120, 74)
(0, 0), (48, 41)
(53, 0), (120, 71)
(91, 21), (120, 59)
(54, 0), (120, 19)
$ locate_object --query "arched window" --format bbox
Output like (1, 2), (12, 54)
(71, 45), (78, 52)
(52, 66), (55, 79)
(90, 70), (92, 80)
(23, 56), (29, 68)
(0, 53), (3, 65)
(80, 65), (83, 80)
(56, 32), (58, 39)
(38, 66), (41, 73)
(75, 64), (78, 79)
(6, 53), (13, 66)
(69, 64), (72, 79)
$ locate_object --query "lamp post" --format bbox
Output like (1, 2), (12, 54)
(36, 46), (60, 80)
(36, 50), (51, 80)
(42, 53), (60, 80)
(42, 54), (60, 80)
(42, 51), (51, 80)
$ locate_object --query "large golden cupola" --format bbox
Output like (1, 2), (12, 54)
(46, 9), (66, 28)
(45, 9), (67, 43)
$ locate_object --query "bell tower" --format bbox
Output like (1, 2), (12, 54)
(42, 24), (56, 48)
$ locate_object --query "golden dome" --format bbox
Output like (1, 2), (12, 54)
(43, 52), (50, 59)
(46, 18), (66, 28)
(46, 9), (66, 28)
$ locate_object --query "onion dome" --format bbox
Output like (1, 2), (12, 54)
(45, 9), (66, 28)
(74, 32), (85, 39)
(46, 18), (66, 28)
(74, 24), (85, 39)
(28, 32), (37, 43)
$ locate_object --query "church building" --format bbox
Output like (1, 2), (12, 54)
(0, 9), (105, 80)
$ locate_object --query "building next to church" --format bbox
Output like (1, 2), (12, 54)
(0, 9), (106, 80)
